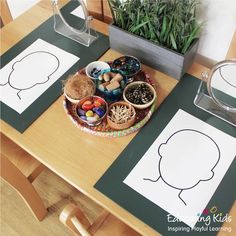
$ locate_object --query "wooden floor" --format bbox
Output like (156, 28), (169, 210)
(0, 168), (104, 236)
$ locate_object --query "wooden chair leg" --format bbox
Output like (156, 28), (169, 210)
(27, 164), (45, 183)
(1, 154), (47, 221)
(60, 203), (110, 236)
(88, 210), (110, 235)
(60, 203), (92, 236)
(0, 0), (13, 25)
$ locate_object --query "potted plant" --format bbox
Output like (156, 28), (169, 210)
(108, 0), (202, 79)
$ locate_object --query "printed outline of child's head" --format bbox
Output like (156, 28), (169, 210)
(219, 64), (236, 88)
(6, 51), (60, 99)
(158, 129), (220, 191)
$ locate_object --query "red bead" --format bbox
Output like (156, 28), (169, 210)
(94, 98), (104, 105)
(82, 103), (94, 111)
(94, 101), (102, 107)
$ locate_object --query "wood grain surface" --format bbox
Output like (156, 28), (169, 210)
(0, 1), (235, 235)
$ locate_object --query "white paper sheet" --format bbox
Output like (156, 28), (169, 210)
(0, 39), (79, 114)
(70, 6), (85, 19)
(124, 109), (236, 228)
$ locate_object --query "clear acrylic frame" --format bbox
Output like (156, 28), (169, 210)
(194, 60), (236, 127)
(51, 0), (98, 47)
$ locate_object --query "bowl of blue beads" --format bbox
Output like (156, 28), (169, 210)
(86, 61), (110, 80)
(96, 68), (127, 102)
(111, 55), (141, 78)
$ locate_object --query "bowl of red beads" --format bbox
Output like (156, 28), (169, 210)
(76, 96), (108, 126)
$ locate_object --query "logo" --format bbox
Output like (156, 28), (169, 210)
(167, 205), (232, 233)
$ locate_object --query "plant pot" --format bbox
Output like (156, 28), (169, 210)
(109, 24), (199, 80)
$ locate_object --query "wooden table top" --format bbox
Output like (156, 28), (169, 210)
(1, 1), (235, 235)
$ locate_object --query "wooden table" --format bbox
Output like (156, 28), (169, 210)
(1, 1), (235, 235)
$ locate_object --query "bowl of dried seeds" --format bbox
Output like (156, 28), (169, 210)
(107, 101), (136, 130)
(123, 81), (156, 109)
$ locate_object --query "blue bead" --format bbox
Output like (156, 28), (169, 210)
(92, 107), (98, 112)
(80, 116), (87, 120)
(77, 108), (86, 116)
(94, 107), (105, 117)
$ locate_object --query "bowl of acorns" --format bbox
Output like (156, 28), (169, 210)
(123, 81), (156, 109)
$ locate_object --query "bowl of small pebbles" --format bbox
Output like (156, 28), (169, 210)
(123, 81), (156, 109)
(86, 61), (110, 80)
(96, 68), (127, 102)
(107, 101), (136, 130)
(76, 95), (108, 126)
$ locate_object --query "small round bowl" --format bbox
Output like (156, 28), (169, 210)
(111, 55), (141, 77)
(86, 61), (110, 80)
(63, 74), (96, 104)
(96, 68), (127, 102)
(64, 92), (81, 104)
(107, 101), (136, 130)
(76, 96), (108, 126)
(123, 81), (156, 109)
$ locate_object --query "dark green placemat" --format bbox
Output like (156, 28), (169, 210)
(95, 74), (236, 236)
(0, 1), (109, 133)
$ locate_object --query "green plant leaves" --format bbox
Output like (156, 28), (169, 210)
(181, 23), (202, 54)
(130, 21), (149, 33)
(160, 15), (167, 40)
(108, 0), (202, 54)
(170, 33), (178, 50)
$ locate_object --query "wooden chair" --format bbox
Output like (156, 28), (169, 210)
(86, 0), (113, 24)
(226, 30), (236, 59)
(0, 134), (47, 221)
(60, 203), (140, 236)
(0, 0), (13, 27)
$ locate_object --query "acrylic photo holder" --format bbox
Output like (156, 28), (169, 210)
(194, 60), (236, 127)
(52, 0), (98, 47)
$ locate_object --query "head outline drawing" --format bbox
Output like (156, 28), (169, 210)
(143, 128), (221, 206)
(2, 51), (60, 99)
(157, 129), (220, 191)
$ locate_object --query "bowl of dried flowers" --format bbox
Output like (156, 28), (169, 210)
(107, 101), (136, 130)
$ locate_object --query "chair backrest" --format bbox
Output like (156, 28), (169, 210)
(226, 30), (236, 59)
(0, 0), (13, 27)
(0, 133), (47, 221)
(86, 0), (112, 24)
(102, 0), (112, 23)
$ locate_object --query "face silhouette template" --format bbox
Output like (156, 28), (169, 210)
(0, 51), (60, 99)
(144, 129), (220, 206)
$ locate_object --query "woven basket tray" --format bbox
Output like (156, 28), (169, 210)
(63, 68), (156, 138)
